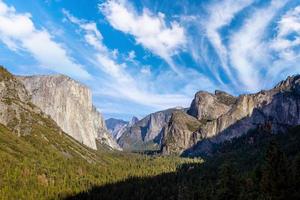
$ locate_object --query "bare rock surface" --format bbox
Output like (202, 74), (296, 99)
(118, 108), (184, 151)
(162, 75), (300, 155)
(18, 75), (121, 150)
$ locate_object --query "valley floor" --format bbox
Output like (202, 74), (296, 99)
(0, 123), (199, 200)
(1, 121), (300, 200)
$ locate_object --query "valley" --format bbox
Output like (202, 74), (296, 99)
(0, 66), (299, 200)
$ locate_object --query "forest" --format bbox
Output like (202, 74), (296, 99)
(65, 126), (300, 200)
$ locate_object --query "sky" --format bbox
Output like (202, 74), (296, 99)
(0, 0), (300, 120)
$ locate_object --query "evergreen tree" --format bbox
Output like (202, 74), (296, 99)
(291, 154), (300, 199)
(216, 162), (239, 200)
(260, 141), (289, 200)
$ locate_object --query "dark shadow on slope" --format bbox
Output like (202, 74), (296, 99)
(182, 90), (300, 157)
(63, 125), (300, 200)
(63, 163), (204, 200)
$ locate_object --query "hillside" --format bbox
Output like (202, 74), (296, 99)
(162, 75), (300, 156)
(18, 75), (120, 150)
(65, 126), (300, 200)
(0, 67), (196, 199)
(118, 108), (184, 152)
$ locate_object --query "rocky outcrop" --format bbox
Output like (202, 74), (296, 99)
(106, 118), (129, 140)
(18, 75), (121, 150)
(187, 90), (236, 121)
(129, 116), (139, 126)
(162, 75), (300, 155)
(0, 66), (63, 137)
(161, 111), (202, 155)
(118, 108), (183, 151)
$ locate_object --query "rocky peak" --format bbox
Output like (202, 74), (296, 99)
(161, 110), (202, 155)
(187, 90), (235, 121)
(105, 118), (129, 140)
(0, 67), (30, 103)
(130, 116), (139, 126)
(117, 108), (183, 151)
(0, 67), (48, 136)
(18, 74), (120, 150)
(274, 75), (300, 94)
(163, 74), (300, 156)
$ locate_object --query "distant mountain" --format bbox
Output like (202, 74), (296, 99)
(106, 116), (139, 140)
(118, 108), (185, 151)
(0, 66), (186, 199)
(17, 74), (121, 150)
(106, 118), (129, 140)
(161, 75), (300, 156)
(130, 116), (139, 126)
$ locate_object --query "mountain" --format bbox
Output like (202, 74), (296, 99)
(65, 125), (300, 200)
(0, 66), (188, 199)
(18, 75), (120, 150)
(130, 116), (139, 125)
(106, 118), (129, 140)
(162, 75), (300, 156)
(118, 108), (184, 151)
(106, 116), (139, 140)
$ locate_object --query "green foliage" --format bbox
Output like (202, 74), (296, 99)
(1, 113), (300, 200)
(0, 122), (198, 200)
(260, 142), (289, 200)
(66, 126), (300, 200)
(216, 162), (239, 200)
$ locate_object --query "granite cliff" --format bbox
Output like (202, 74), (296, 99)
(18, 75), (120, 150)
(0, 67), (47, 136)
(106, 116), (139, 140)
(162, 75), (300, 155)
(118, 108), (184, 151)
(106, 118), (129, 140)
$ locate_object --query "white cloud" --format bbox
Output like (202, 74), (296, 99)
(271, 5), (300, 59)
(265, 5), (300, 81)
(63, 9), (108, 53)
(204, 0), (254, 83)
(228, 0), (287, 91)
(140, 65), (151, 75)
(63, 10), (191, 109)
(0, 0), (90, 79)
(99, 0), (186, 74)
(128, 50), (135, 60)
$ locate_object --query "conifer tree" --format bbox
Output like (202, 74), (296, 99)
(260, 141), (289, 200)
(216, 162), (239, 200)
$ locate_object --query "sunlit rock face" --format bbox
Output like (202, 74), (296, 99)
(106, 118), (129, 140)
(162, 75), (300, 156)
(18, 75), (121, 150)
(0, 67), (45, 136)
(118, 108), (184, 151)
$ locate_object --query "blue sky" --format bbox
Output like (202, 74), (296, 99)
(0, 0), (300, 120)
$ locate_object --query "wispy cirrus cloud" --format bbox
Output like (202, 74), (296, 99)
(99, 0), (186, 74)
(2, 0), (300, 120)
(189, 0), (298, 92)
(0, 0), (91, 79)
(228, 0), (288, 91)
(203, 0), (254, 84)
(63, 10), (191, 110)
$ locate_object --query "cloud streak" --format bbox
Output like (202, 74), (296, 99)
(99, 0), (186, 74)
(0, 0), (91, 79)
(63, 10), (191, 110)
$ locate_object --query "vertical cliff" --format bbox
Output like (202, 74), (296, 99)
(0, 67), (44, 136)
(117, 108), (183, 151)
(162, 75), (300, 155)
(18, 75), (120, 150)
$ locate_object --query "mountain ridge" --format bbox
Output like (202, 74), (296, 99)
(162, 74), (300, 156)
(17, 73), (121, 150)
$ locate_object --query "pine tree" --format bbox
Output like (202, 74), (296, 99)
(260, 141), (289, 200)
(216, 162), (239, 200)
(291, 153), (300, 199)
